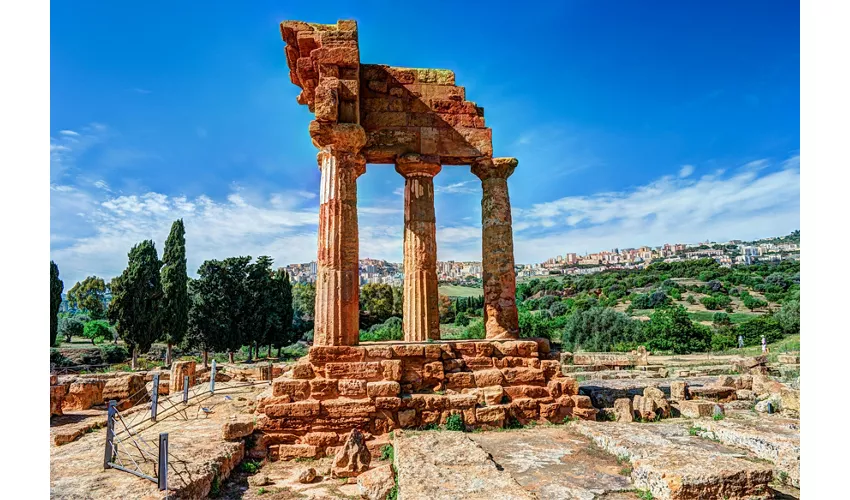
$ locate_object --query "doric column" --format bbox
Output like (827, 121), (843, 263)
(471, 157), (520, 339)
(314, 146), (366, 346)
(396, 154), (442, 342)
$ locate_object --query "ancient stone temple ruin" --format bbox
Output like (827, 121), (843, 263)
(280, 19), (519, 344)
(252, 19), (586, 460)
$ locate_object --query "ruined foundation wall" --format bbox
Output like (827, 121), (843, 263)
(253, 339), (596, 459)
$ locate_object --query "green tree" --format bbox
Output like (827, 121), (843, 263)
(775, 299), (800, 335)
(562, 307), (641, 352)
(108, 241), (163, 369)
(270, 269), (295, 357)
(186, 257), (250, 364)
(737, 314), (784, 346)
(360, 283), (395, 327)
(244, 256), (275, 359)
(160, 219), (189, 365)
(58, 315), (84, 343)
(67, 276), (108, 319)
(643, 305), (711, 354)
(392, 286), (403, 317)
(82, 320), (111, 345)
(50, 261), (63, 346)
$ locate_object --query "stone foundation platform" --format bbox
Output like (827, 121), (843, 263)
(254, 339), (595, 458)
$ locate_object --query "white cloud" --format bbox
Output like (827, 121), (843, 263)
(436, 181), (479, 195)
(59, 130), (80, 136)
(133, 88), (152, 94)
(679, 164), (694, 178)
(94, 180), (111, 191)
(512, 155), (800, 262)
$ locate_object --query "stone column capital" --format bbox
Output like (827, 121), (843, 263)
(471, 157), (518, 181)
(395, 153), (442, 178)
(309, 120), (367, 153)
(317, 147), (366, 177)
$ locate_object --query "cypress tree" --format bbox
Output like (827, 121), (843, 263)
(161, 219), (188, 365)
(50, 261), (64, 347)
(270, 268), (294, 357)
(109, 240), (163, 369)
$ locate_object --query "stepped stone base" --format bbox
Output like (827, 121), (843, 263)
(254, 339), (594, 458)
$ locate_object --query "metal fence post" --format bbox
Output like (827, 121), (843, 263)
(158, 432), (169, 491)
(151, 373), (159, 422)
(103, 400), (117, 469)
(183, 375), (189, 404)
(210, 359), (216, 394)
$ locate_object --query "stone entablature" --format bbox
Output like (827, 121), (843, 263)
(252, 339), (596, 459)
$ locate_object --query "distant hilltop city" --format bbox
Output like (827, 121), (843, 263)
(284, 231), (800, 286)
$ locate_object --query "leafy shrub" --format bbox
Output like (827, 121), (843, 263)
(380, 444), (394, 461)
(549, 301), (570, 317)
(444, 413), (465, 431)
(463, 319), (486, 339)
(454, 313), (471, 327)
(360, 317), (403, 342)
(50, 349), (73, 367)
(99, 344), (129, 363)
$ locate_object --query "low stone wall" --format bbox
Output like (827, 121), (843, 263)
(253, 339), (595, 459)
(62, 380), (106, 411)
(567, 346), (648, 368)
(51, 375), (66, 417)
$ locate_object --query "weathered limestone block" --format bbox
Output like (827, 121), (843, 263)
(302, 431), (340, 448)
(102, 374), (146, 409)
(375, 397), (401, 410)
(264, 401), (321, 419)
(326, 362), (383, 380)
(547, 377), (579, 398)
(572, 395), (594, 409)
(476, 406), (506, 427)
(273, 379), (311, 400)
(222, 417), (255, 441)
(447, 394), (478, 409)
(643, 386), (671, 417)
(323, 400), (376, 418)
(613, 398), (634, 422)
(51, 385), (66, 417)
(473, 368), (504, 387)
(504, 385), (550, 400)
(62, 380), (106, 411)
(338, 379), (368, 397)
(678, 400), (716, 418)
(276, 444), (319, 460)
(364, 345), (393, 359)
(310, 346), (365, 364)
(736, 389), (755, 401)
(780, 387), (800, 417)
(366, 381), (400, 398)
(539, 400), (571, 423)
(501, 367), (545, 386)
(752, 374), (783, 396)
(670, 381), (689, 401)
(309, 379), (339, 399)
(332, 429), (371, 477)
(291, 360), (314, 379)
(168, 361), (195, 394)
(472, 157), (520, 340)
(445, 372), (476, 390)
(687, 386), (736, 402)
(572, 407), (598, 421)
(381, 360), (402, 381)
(357, 464), (395, 500)
(777, 353), (800, 364)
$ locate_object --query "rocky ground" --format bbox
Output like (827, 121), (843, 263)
(50, 381), (269, 499)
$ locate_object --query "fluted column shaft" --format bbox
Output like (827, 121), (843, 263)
(314, 147), (366, 346)
(396, 154), (442, 342)
(472, 157), (520, 339)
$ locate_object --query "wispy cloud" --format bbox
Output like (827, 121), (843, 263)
(59, 130), (80, 136)
(511, 155), (800, 261)
(678, 164), (694, 178)
(436, 181), (478, 195)
(132, 88), (152, 94)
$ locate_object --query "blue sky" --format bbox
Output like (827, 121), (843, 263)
(50, 0), (800, 285)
